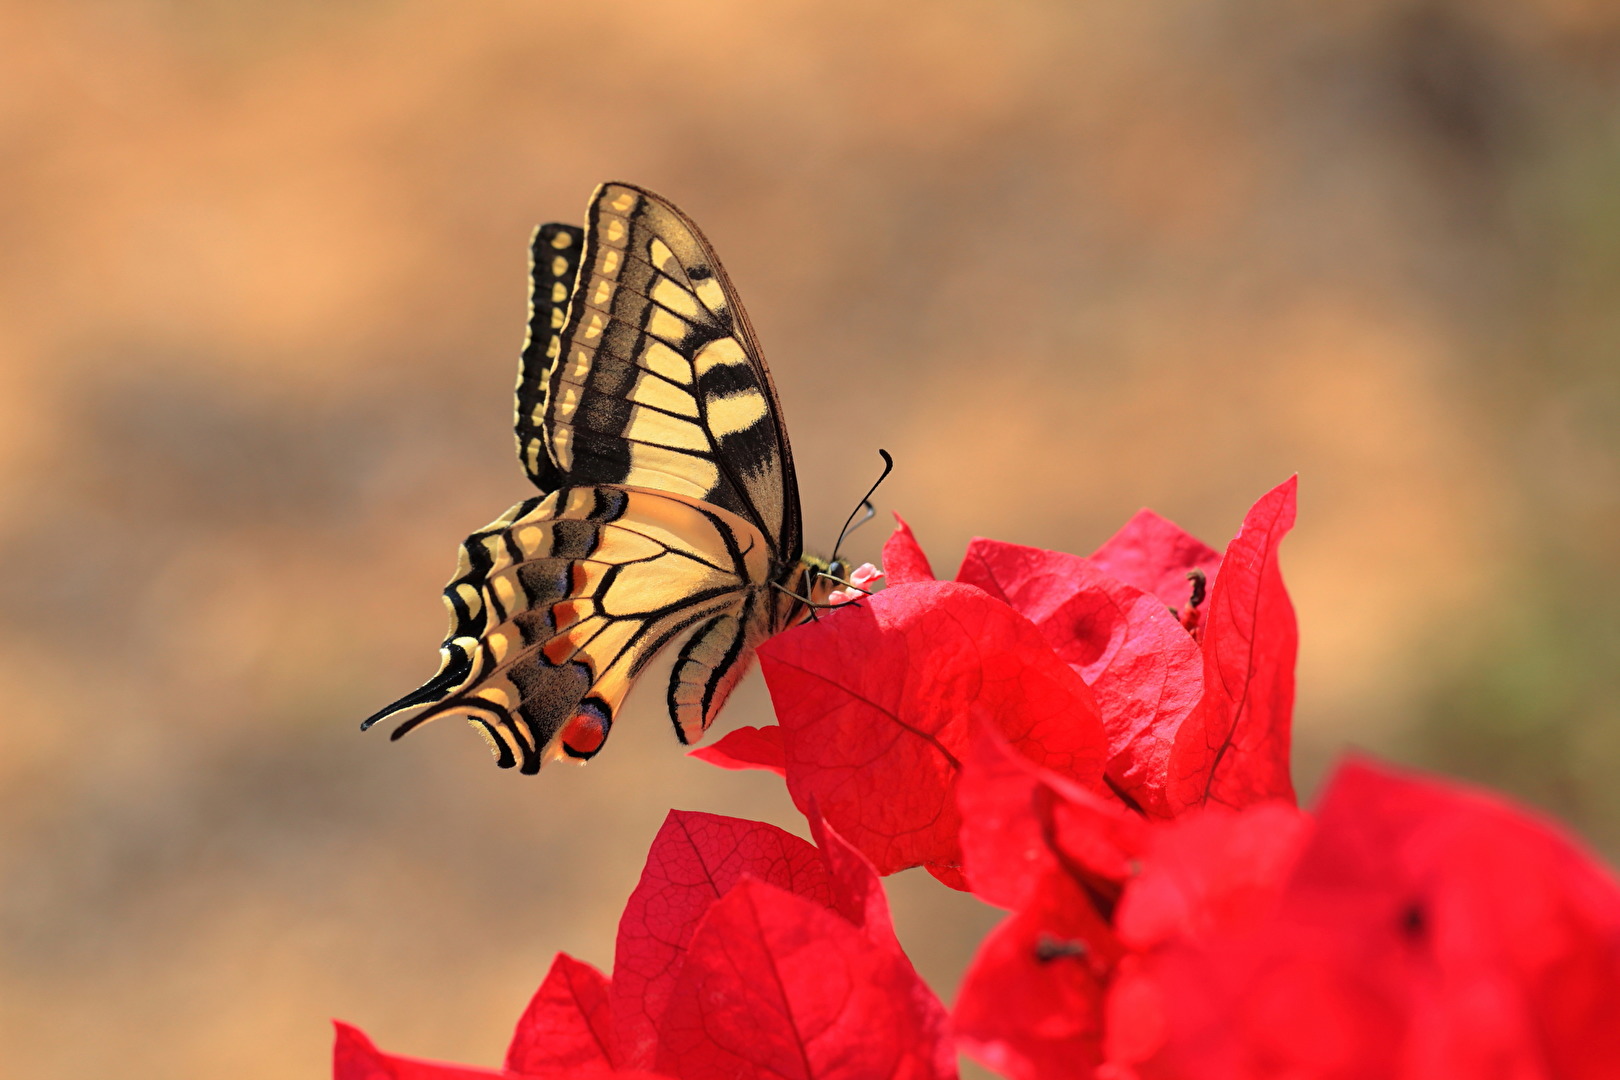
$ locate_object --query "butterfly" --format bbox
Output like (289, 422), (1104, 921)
(363, 182), (875, 772)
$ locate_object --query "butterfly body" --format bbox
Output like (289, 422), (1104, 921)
(365, 183), (845, 771)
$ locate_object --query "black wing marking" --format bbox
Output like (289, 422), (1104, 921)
(515, 223), (583, 494)
(362, 485), (771, 770)
(542, 182), (804, 564)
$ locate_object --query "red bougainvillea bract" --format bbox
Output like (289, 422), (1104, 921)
(339, 477), (1620, 1080)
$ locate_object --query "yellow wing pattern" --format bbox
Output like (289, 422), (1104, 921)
(539, 183), (803, 561)
(366, 484), (774, 768)
(366, 183), (829, 769)
(514, 222), (582, 493)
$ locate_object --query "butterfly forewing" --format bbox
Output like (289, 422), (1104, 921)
(546, 183), (803, 563)
(515, 223), (583, 493)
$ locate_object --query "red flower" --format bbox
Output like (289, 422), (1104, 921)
(507, 954), (616, 1075)
(755, 580), (1109, 884)
(1102, 801), (1314, 1076)
(338, 811), (953, 1080)
(1161, 478), (1297, 814)
(612, 813), (834, 1069)
(1086, 508), (1223, 614)
(952, 732), (1143, 1077)
(334, 1021), (511, 1080)
(343, 478), (1620, 1080)
(655, 878), (950, 1080)
(955, 872), (1118, 1078)
(955, 729), (1145, 915)
(333, 1014), (666, 1079)
(954, 537), (1201, 818)
(956, 478), (1298, 815)
(948, 733), (1304, 1078)
(1136, 760), (1620, 1080)
(697, 476), (1298, 868)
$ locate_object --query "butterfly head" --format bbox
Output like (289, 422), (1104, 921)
(778, 449), (896, 622)
(793, 557), (855, 608)
(789, 555), (883, 622)
(797, 554), (851, 608)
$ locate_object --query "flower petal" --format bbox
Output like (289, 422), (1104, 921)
(686, 725), (786, 775)
(1143, 759), (1620, 1078)
(1088, 509), (1222, 611)
(958, 729), (1145, 912)
(1113, 802), (1312, 954)
(506, 953), (616, 1075)
(957, 538), (1202, 817)
(760, 581), (1107, 878)
(881, 513), (935, 585)
(611, 811), (832, 1070)
(332, 1021), (505, 1080)
(1166, 477), (1298, 812)
(655, 879), (954, 1080)
(955, 873), (1118, 1080)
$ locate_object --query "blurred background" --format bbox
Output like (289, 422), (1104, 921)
(1, 0), (1617, 1076)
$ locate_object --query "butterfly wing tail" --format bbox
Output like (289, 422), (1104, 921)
(363, 486), (763, 771)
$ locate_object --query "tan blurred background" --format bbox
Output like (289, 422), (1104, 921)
(2, 0), (1618, 1076)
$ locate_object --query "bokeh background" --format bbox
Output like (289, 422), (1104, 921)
(2, 0), (1618, 1076)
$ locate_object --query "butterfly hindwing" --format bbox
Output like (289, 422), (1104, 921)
(364, 484), (775, 770)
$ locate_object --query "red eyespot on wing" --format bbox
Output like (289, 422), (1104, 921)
(560, 703), (611, 759)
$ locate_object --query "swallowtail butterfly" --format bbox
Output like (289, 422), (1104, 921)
(364, 183), (857, 771)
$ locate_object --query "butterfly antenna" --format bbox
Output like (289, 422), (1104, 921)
(830, 449), (894, 559)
